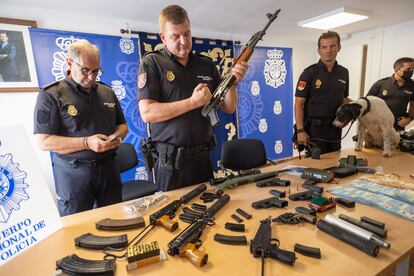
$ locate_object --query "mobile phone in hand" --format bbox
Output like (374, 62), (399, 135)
(108, 135), (120, 142)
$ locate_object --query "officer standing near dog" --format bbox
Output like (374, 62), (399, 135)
(138, 5), (248, 191)
(366, 57), (414, 131)
(294, 30), (351, 155)
(34, 39), (128, 216)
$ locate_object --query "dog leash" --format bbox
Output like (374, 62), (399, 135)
(309, 119), (356, 144)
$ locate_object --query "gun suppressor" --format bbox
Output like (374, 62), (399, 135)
(317, 220), (380, 257)
(325, 214), (390, 249)
(339, 214), (387, 238)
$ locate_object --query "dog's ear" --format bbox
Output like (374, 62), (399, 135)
(350, 104), (362, 119)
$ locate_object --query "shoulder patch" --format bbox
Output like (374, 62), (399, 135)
(41, 80), (60, 90)
(138, 73), (147, 89)
(297, 80), (307, 91)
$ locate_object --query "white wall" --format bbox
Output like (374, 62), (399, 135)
(338, 19), (414, 150)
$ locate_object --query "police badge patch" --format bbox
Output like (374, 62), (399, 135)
(138, 73), (147, 89)
(166, 71), (175, 82)
(67, 105), (78, 116)
(315, 79), (322, 88)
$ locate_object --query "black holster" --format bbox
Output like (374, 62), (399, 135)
(140, 138), (157, 171)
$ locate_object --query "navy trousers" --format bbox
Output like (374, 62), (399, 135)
(53, 155), (122, 216)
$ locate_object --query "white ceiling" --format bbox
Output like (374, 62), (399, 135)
(2, 0), (414, 43)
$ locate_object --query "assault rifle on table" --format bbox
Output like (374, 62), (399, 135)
(167, 194), (230, 267)
(212, 168), (292, 194)
(201, 9), (281, 126)
(250, 217), (296, 275)
(103, 184), (207, 259)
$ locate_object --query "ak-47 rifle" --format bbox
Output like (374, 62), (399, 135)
(148, 184), (207, 231)
(250, 217), (296, 275)
(201, 9), (281, 126)
(167, 194), (230, 267)
(103, 184), (206, 259)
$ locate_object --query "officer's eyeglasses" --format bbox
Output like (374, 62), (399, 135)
(72, 59), (102, 76)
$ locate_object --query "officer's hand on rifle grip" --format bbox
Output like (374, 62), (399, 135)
(231, 60), (249, 84)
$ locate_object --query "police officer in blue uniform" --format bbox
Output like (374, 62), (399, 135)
(34, 39), (128, 216)
(366, 57), (414, 131)
(138, 5), (248, 191)
(294, 30), (351, 154)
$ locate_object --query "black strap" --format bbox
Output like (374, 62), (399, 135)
(360, 97), (371, 116)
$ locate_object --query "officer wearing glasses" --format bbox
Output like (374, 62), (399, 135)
(366, 57), (414, 131)
(33, 39), (128, 216)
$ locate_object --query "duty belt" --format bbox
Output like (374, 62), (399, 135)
(155, 143), (210, 156)
(178, 144), (210, 156)
(154, 142), (211, 170)
(57, 152), (116, 168)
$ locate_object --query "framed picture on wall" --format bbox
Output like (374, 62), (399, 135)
(0, 17), (38, 92)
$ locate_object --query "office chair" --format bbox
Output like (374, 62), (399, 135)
(220, 138), (273, 171)
(116, 143), (157, 201)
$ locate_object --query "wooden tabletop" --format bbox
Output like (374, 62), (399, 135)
(1, 148), (413, 276)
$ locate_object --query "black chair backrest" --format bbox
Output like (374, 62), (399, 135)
(116, 143), (139, 173)
(221, 138), (267, 170)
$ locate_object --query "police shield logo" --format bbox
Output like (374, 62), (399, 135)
(67, 105), (77, 116)
(0, 153), (29, 223)
(138, 73), (147, 89)
(274, 140), (283, 154)
(259, 119), (268, 133)
(166, 71), (175, 82)
(251, 81), (260, 96)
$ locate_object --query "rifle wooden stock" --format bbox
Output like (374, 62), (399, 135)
(156, 215), (178, 232)
(235, 47), (254, 65)
(180, 243), (208, 267)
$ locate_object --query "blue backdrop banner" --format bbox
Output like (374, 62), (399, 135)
(137, 32), (237, 172)
(235, 46), (293, 160)
(29, 28), (147, 183)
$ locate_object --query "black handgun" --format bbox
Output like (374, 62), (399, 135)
(251, 197), (288, 209)
(256, 178), (291, 187)
(250, 217), (296, 275)
(288, 190), (314, 201)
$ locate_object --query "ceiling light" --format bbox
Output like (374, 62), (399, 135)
(298, 7), (369, 30)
